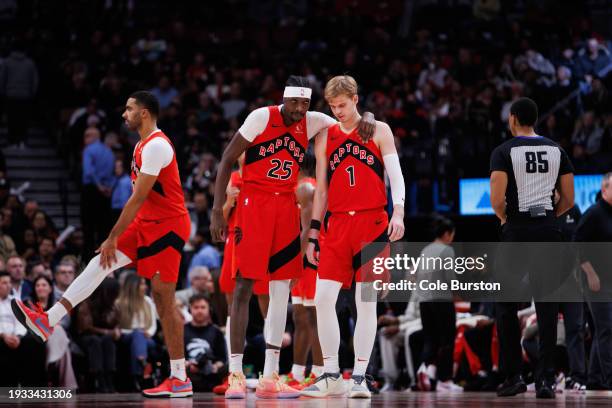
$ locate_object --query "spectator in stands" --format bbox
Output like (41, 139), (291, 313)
(30, 236), (56, 270)
(176, 266), (215, 306)
(7, 255), (31, 300)
(184, 294), (227, 391)
(31, 210), (58, 241)
(0, 41), (38, 148)
(572, 111), (604, 171)
(20, 228), (37, 261)
(53, 260), (75, 300)
(0, 271), (46, 386)
(150, 75), (178, 110)
(54, 229), (85, 267)
(116, 274), (158, 391)
(29, 262), (52, 280)
(75, 277), (120, 393)
(81, 126), (114, 257)
(0, 210), (17, 261)
(188, 228), (221, 275)
(188, 190), (211, 236)
(27, 274), (54, 310)
(221, 82), (247, 120)
(111, 159), (132, 222)
(577, 38), (611, 78)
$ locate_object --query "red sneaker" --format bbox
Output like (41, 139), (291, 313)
(213, 376), (229, 395)
(255, 372), (300, 399)
(11, 299), (53, 342)
(300, 372), (317, 389)
(142, 377), (193, 398)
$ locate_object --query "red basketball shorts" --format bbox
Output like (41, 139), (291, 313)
(117, 213), (191, 284)
(317, 208), (390, 289)
(233, 186), (302, 283)
(220, 230), (269, 295)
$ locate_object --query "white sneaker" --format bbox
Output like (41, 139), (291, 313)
(301, 372), (346, 398)
(348, 375), (372, 398)
(436, 380), (463, 392)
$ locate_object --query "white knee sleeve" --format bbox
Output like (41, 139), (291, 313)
(265, 280), (291, 347)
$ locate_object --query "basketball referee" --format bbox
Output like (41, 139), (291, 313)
(489, 98), (575, 398)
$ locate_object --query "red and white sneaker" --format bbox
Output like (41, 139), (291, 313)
(256, 372), (301, 399)
(142, 377), (193, 398)
(11, 299), (53, 342)
(283, 373), (304, 390)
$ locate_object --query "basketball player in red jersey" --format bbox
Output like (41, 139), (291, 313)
(214, 153), (270, 395)
(301, 76), (405, 399)
(210, 75), (375, 399)
(286, 161), (324, 389)
(12, 91), (194, 398)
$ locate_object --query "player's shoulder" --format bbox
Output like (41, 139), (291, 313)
(247, 106), (272, 118)
(375, 120), (392, 133)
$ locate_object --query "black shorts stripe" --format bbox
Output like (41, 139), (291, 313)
(268, 234), (301, 273)
(352, 229), (389, 271)
(137, 231), (185, 260)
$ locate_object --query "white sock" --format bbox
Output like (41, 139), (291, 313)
(353, 282), (377, 377)
(47, 302), (68, 327)
(291, 364), (306, 381)
(263, 349), (280, 378)
(229, 353), (243, 374)
(49, 252), (131, 326)
(170, 358), (187, 381)
(427, 364), (437, 379)
(311, 365), (324, 377)
(314, 279), (342, 373)
(225, 316), (231, 359)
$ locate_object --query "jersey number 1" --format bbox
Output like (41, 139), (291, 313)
(267, 159), (293, 180)
(346, 165), (356, 186)
(525, 151), (548, 173)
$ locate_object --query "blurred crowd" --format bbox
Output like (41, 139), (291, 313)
(0, 0), (610, 393)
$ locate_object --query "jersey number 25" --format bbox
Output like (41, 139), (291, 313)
(267, 159), (293, 180)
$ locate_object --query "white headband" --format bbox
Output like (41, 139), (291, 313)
(283, 86), (312, 99)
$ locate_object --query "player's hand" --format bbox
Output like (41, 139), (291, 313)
(586, 269), (601, 292)
(306, 237), (320, 266)
(97, 236), (118, 269)
(211, 208), (227, 243)
(387, 211), (405, 242)
(357, 112), (376, 143)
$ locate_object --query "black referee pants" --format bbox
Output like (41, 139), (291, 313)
(496, 219), (562, 383)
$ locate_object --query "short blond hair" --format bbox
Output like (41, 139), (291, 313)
(324, 75), (358, 100)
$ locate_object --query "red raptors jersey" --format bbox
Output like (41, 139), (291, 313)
(227, 170), (243, 229)
(326, 124), (387, 213)
(243, 106), (308, 193)
(131, 131), (188, 221)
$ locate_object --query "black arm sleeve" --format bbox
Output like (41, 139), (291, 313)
(558, 147), (575, 175)
(490, 146), (509, 173)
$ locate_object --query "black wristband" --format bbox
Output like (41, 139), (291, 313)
(310, 219), (321, 231)
(308, 237), (320, 251)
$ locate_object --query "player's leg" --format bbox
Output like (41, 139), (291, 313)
(291, 302), (310, 382)
(348, 210), (389, 398)
(11, 224), (136, 342)
(306, 304), (324, 376)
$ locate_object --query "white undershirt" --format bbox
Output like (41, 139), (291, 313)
(238, 106), (336, 142)
(139, 133), (173, 176)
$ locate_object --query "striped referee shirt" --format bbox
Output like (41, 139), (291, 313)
(490, 136), (574, 218)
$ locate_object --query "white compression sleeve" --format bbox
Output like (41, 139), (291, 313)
(265, 279), (291, 347)
(314, 279), (342, 373)
(383, 153), (405, 207)
(62, 251), (132, 307)
(353, 282), (378, 376)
